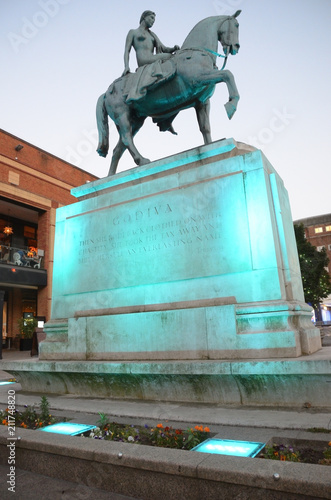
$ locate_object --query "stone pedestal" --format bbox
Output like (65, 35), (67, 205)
(40, 138), (321, 361)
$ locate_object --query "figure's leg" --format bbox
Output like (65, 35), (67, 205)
(194, 69), (240, 119)
(195, 100), (212, 144)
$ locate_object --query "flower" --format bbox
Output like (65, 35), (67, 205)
(204, 427), (210, 432)
(156, 423), (163, 429)
(128, 436), (134, 442)
(263, 443), (301, 462)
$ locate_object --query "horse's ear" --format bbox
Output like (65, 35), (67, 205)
(233, 10), (241, 18)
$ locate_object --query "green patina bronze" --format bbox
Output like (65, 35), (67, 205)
(96, 11), (241, 176)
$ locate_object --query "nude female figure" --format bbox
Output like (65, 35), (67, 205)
(122, 10), (180, 76)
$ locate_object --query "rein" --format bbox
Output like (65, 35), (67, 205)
(202, 47), (228, 70)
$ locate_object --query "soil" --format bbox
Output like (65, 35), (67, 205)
(258, 445), (330, 465)
(293, 447), (325, 464)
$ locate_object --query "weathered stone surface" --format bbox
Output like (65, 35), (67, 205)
(40, 139), (321, 361)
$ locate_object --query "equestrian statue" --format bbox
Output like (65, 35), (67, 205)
(96, 10), (241, 176)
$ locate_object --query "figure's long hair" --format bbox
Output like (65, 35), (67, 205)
(140, 10), (155, 24)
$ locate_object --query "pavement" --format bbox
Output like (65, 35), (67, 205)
(0, 348), (331, 499)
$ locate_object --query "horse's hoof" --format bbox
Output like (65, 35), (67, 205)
(97, 148), (108, 158)
(138, 158), (151, 166)
(224, 101), (237, 120)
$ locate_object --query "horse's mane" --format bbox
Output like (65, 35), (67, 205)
(181, 16), (228, 49)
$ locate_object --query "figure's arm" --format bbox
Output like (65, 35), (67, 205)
(122, 30), (134, 76)
(151, 31), (179, 54)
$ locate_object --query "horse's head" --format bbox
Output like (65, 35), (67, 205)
(219, 10), (241, 56)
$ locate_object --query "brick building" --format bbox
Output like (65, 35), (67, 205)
(294, 213), (331, 323)
(0, 129), (98, 349)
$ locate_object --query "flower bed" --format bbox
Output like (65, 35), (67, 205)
(0, 396), (60, 430)
(1, 404), (330, 464)
(83, 413), (211, 450)
(259, 440), (331, 465)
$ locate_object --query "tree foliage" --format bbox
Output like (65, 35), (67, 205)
(294, 224), (331, 312)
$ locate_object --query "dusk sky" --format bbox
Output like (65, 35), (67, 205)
(1, 0), (330, 220)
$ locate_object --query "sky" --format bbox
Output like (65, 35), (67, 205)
(1, 0), (330, 221)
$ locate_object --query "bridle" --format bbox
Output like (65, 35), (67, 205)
(203, 16), (238, 70)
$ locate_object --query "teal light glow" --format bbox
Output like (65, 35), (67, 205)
(71, 139), (236, 198)
(192, 438), (265, 457)
(39, 422), (96, 436)
(0, 381), (15, 385)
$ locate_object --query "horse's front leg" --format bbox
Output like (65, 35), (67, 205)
(195, 100), (212, 144)
(194, 69), (240, 120)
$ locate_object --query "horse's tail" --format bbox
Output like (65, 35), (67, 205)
(96, 93), (109, 157)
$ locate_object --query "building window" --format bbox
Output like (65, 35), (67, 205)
(317, 246), (325, 252)
(315, 227), (323, 233)
(328, 244), (331, 251)
(326, 226), (331, 232)
(24, 225), (37, 248)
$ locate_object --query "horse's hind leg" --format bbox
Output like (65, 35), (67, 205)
(108, 116), (148, 176)
(119, 114), (150, 167)
(108, 138), (126, 176)
(195, 100), (212, 144)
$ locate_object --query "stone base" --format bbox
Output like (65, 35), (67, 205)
(2, 351), (331, 407)
(40, 299), (321, 361)
(40, 138), (321, 361)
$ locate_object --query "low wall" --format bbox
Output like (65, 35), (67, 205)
(0, 427), (330, 499)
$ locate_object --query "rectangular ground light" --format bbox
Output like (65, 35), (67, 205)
(192, 438), (265, 457)
(39, 422), (96, 436)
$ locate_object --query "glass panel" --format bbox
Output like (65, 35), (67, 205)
(24, 226), (36, 239)
(192, 438), (266, 458)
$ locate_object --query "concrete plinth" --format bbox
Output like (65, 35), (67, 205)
(40, 138), (321, 361)
(1, 349), (331, 407)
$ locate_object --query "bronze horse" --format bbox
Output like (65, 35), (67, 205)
(96, 11), (241, 176)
